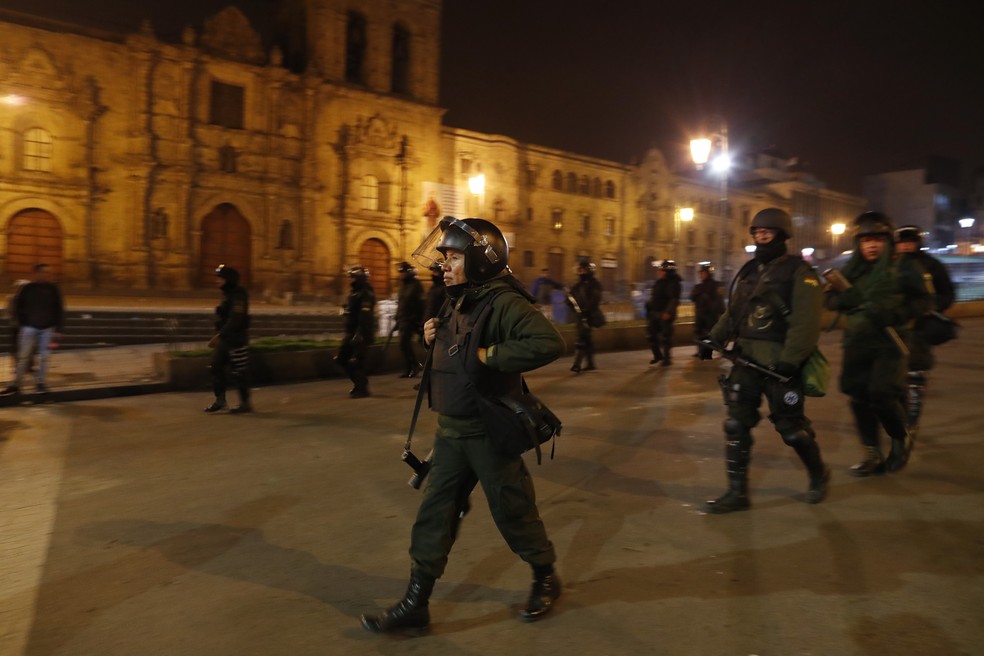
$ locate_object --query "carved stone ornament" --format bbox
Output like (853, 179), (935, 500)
(199, 7), (264, 65)
(352, 114), (398, 150)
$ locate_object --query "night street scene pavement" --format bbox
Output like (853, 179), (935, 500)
(2, 322), (982, 656)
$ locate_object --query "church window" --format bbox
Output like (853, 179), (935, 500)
(23, 127), (52, 172)
(346, 12), (368, 84)
(209, 81), (244, 129)
(391, 24), (411, 94)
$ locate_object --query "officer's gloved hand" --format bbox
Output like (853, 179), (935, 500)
(772, 361), (799, 380)
(698, 338), (719, 351)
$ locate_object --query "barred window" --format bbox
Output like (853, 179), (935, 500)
(361, 175), (379, 211)
(23, 128), (52, 172)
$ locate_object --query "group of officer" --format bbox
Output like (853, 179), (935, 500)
(199, 209), (954, 635)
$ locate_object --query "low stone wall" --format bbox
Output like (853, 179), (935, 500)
(157, 301), (984, 391)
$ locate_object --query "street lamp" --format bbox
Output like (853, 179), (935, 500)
(467, 174), (485, 215)
(690, 119), (729, 280)
(830, 222), (846, 255)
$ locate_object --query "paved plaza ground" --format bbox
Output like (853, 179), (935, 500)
(1, 321), (982, 655)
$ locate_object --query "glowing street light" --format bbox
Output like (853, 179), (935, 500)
(830, 222), (846, 253)
(1, 94), (26, 106)
(675, 207), (694, 263)
(690, 119), (729, 278)
(467, 174), (485, 214)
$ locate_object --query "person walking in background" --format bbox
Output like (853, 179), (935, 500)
(395, 261), (425, 378)
(4, 279), (32, 373)
(204, 264), (252, 414)
(690, 263), (726, 360)
(893, 225), (956, 434)
(2, 264), (63, 396)
(703, 208), (829, 513)
(361, 216), (564, 634)
(530, 268), (559, 309)
(824, 212), (930, 476)
(336, 266), (376, 398)
(566, 258), (603, 373)
(646, 260), (681, 366)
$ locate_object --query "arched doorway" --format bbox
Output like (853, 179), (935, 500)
(199, 203), (251, 288)
(358, 238), (391, 298)
(6, 209), (63, 279)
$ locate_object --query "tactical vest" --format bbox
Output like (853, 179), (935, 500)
(430, 286), (523, 416)
(731, 254), (804, 343)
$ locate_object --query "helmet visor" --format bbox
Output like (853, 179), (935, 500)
(411, 223), (447, 270)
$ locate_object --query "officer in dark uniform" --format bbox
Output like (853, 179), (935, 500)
(824, 212), (930, 475)
(567, 257), (603, 373)
(395, 261), (425, 378)
(647, 260), (681, 366)
(336, 266), (376, 398)
(205, 264), (252, 414)
(704, 208), (828, 513)
(690, 263), (726, 360)
(893, 225), (956, 432)
(361, 216), (565, 634)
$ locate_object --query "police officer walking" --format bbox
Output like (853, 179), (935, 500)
(361, 216), (565, 634)
(204, 265), (252, 414)
(704, 208), (829, 513)
(395, 261), (425, 378)
(824, 213), (930, 475)
(567, 258), (603, 373)
(893, 225), (956, 433)
(336, 266), (376, 398)
(690, 263), (726, 360)
(647, 260), (681, 366)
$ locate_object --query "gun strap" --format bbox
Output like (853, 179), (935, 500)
(404, 297), (451, 452)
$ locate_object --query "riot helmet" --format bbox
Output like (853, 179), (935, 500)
(215, 264), (240, 284)
(750, 208), (793, 240)
(412, 216), (509, 284)
(698, 262), (715, 274)
(396, 261), (416, 275)
(852, 211), (895, 241)
(348, 265), (369, 280)
(659, 259), (677, 271)
(895, 224), (924, 246)
(576, 257), (596, 274)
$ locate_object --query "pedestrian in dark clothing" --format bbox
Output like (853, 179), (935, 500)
(361, 216), (564, 634)
(204, 265), (252, 413)
(423, 263), (447, 323)
(894, 225), (956, 433)
(690, 263), (726, 360)
(4, 279), (32, 371)
(566, 258), (603, 373)
(336, 266), (376, 398)
(2, 264), (63, 395)
(703, 209), (828, 513)
(395, 261), (425, 378)
(647, 260), (681, 366)
(824, 212), (931, 476)
(530, 268), (559, 307)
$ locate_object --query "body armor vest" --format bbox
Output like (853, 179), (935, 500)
(430, 287), (522, 416)
(731, 255), (802, 343)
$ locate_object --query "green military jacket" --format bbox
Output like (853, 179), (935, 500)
(708, 254), (823, 369)
(435, 276), (565, 438)
(824, 250), (930, 349)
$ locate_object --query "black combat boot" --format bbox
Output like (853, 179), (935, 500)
(850, 446), (885, 477)
(884, 433), (914, 472)
(204, 398), (227, 413)
(519, 568), (561, 622)
(794, 440), (830, 504)
(361, 572), (435, 634)
(571, 352), (583, 373)
(705, 425), (751, 513)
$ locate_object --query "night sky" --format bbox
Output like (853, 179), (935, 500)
(5, 0), (981, 195)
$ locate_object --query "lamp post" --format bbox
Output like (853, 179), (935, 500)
(690, 120), (730, 279)
(830, 222), (846, 256)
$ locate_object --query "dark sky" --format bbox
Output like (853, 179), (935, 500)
(5, 0), (981, 195)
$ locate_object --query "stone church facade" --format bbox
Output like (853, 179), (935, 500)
(0, 0), (862, 299)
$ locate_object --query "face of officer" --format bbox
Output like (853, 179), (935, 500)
(860, 235), (888, 261)
(895, 240), (918, 254)
(442, 248), (467, 286)
(751, 227), (778, 244)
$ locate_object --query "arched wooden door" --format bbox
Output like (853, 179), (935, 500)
(358, 238), (391, 297)
(199, 203), (251, 288)
(6, 209), (63, 279)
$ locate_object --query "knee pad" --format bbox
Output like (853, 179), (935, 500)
(781, 426), (815, 448)
(724, 418), (748, 439)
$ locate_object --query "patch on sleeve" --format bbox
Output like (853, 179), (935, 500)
(802, 277), (819, 287)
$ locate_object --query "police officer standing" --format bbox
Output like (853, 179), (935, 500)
(361, 216), (565, 634)
(893, 225), (956, 433)
(704, 208), (828, 513)
(336, 266), (376, 398)
(395, 261), (425, 378)
(690, 263), (726, 360)
(204, 265), (252, 414)
(567, 258), (603, 373)
(824, 213), (930, 475)
(647, 260), (681, 366)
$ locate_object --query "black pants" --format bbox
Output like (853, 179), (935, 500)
(337, 334), (370, 392)
(211, 344), (250, 404)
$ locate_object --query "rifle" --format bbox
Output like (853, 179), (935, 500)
(821, 268), (909, 357)
(695, 339), (792, 384)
